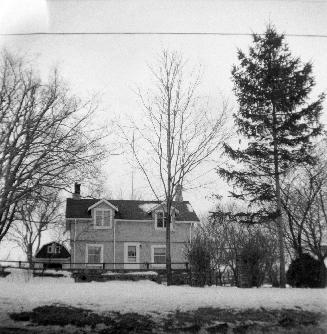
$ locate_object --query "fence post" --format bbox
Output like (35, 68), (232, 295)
(145, 262), (149, 270)
(102, 263), (105, 270)
(18, 261), (21, 268)
(185, 262), (189, 271)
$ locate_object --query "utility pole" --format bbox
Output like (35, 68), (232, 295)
(131, 132), (135, 200)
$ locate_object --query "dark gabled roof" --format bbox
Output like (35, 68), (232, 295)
(35, 242), (70, 259)
(65, 198), (199, 221)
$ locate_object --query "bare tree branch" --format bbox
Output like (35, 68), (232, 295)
(117, 50), (230, 284)
(0, 49), (107, 242)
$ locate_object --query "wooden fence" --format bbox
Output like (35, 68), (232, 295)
(0, 259), (189, 271)
(0, 260), (235, 286)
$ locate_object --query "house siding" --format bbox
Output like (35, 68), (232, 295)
(69, 217), (192, 269)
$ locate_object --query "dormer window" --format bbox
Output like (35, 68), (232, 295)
(94, 208), (112, 229)
(47, 244), (61, 254)
(155, 211), (167, 229)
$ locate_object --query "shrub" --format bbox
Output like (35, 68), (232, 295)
(286, 253), (322, 288)
(185, 234), (212, 287)
(238, 231), (278, 287)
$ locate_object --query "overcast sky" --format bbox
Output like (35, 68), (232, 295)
(0, 0), (327, 222)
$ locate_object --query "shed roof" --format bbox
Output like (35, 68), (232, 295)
(65, 198), (199, 222)
(35, 242), (70, 259)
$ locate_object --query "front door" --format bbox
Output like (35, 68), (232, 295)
(124, 243), (140, 269)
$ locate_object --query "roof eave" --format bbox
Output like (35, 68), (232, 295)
(87, 199), (119, 212)
(146, 201), (180, 214)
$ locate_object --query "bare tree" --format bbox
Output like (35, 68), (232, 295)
(209, 203), (279, 286)
(118, 50), (229, 284)
(281, 154), (327, 286)
(207, 213), (241, 284)
(83, 170), (113, 199)
(8, 190), (62, 267)
(0, 49), (105, 242)
(281, 167), (324, 258)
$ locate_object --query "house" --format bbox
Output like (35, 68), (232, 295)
(65, 184), (199, 270)
(33, 242), (70, 269)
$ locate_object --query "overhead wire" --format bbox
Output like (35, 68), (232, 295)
(0, 32), (327, 38)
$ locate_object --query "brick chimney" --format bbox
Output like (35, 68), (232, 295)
(175, 184), (183, 202)
(72, 182), (81, 200)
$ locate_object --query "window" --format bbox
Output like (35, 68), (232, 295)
(155, 211), (167, 229)
(154, 247), (166, 263)
(151, 245), (166, 267)
(127, 246), (137, 263)
(86, 244), (103, 264)
(47, 244), (61, 254)
(94, 209), (112, 228)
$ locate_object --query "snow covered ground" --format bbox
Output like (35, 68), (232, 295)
(0, 269), (326, 327)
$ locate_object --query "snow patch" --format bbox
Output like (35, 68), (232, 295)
(3, 268), (74, 283)
(139, 203), (156, 212)
(102, 271), (158, 276)
(186, 204), (194, 212)
(0, 275), (326, 319)
(34, 269), (71, 277)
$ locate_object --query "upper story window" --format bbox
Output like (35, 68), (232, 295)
(155, 210), (167, 229)
(94, 208), (112, 228)
(47, 244), (61, 254)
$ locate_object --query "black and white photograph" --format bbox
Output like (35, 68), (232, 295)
(0, 0), (326, 333)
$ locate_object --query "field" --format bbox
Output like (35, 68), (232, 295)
(0, 269), (326, 333)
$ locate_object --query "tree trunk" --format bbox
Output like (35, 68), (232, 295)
(272, 104), (286, 288)
(276, 216), (286, 287)
(166, 88), (172, 286)
(318, 258), (326, 288)
(166, 211), (172, 285)
(27, 243), (34, 269)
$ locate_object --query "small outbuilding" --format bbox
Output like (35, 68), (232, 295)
(33, 242), (70, 270)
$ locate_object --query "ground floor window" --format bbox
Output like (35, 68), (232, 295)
(127, 245), (137, 263)
(151, 245), (166, 266)
(86, 244), (103, 264)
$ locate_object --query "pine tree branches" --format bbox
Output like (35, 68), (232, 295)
(218, 26), (324, 216)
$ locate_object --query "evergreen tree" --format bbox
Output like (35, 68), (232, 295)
(219, 26), (324, 287)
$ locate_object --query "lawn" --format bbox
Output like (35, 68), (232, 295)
(0, 269), (326, 333)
